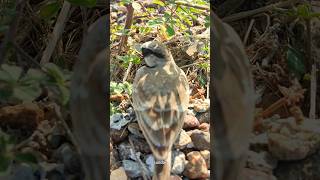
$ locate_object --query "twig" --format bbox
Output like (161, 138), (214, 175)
(122, 62), (133, 82)
(53, 103), (80, 152)
(0, 0), (25, 65)
(11, 41), (42, 69)
(118, 3), (134, 53)
(309, 64), (317, 119)
(222, 0), (301, 22)
(174, 1), (209, 11)
(243, 19), (255, 45)
(40, 1), (72, 65)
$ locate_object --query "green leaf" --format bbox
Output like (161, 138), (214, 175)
(14, 153), (37, 164)
(197, 75), (206, 87)
(165, 25), (175, 37)
(146, 18), (163, 27)
(153, 0), (165, 6)
(0, 154), (10, 172)
(204, 16), (210, 28)
(58, 85), (70, 105)
(12, 84), (41, 102)
(0, 64), (22, 83)
(120, 0), (132, 4)
(44, 63), (65, 85)
(122, 81), (132, 95)
(21, 69), (46, 84)
(287, 46), (305, 79)
(67, 0), (96, 7)
(296, 4), (310, 18)
(38, 2), (61, 20)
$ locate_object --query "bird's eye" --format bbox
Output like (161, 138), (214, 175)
(142, 48), (153, 57)
(142, 48), (165, 59)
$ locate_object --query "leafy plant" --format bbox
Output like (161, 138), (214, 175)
(0, 131), (37, 174)
(117, 54), (141, 68)
(110, 81), (132, 96)
(287, 46), (305, 79)
(0, 64), (44, 102)
(43, 63), (71, 105)
(286, 3), (320, 20)
(0, 63), (70, 105)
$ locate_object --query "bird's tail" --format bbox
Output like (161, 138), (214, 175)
(153, 151), (172, 180)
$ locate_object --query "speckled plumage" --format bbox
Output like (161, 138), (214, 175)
(212, 13), (255, 180)
(132, 41), (189, 180)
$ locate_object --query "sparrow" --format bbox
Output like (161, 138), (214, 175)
(132, 41), (189, 180)
(70, 15), (108, 180)
(212, 13), (254, 180)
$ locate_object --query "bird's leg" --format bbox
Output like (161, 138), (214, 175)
(153, 151), (171, 180)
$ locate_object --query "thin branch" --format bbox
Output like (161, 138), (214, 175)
(174, 1), (209, 11)
(243, 19), (255, 45)
(40, 1), (72, 65)
(122, 62), (133, 82)
(309, 64), (317, 119)
(222, 0), (301, 22)
(118, 3), (134, 53)
(0, 0), (25, 65)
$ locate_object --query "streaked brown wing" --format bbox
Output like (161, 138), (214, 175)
(132, 65), (189, 160)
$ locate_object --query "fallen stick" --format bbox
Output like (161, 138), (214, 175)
(223, 0), (300, 22)
(40, 1), (72, 65)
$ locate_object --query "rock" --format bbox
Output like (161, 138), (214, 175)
(190, 129), (210, 150)
(110, 167), (128, 180)
(174, 129), (192, 149)
(145, 154), (155, 175)
(246, 151), (277, 174)
(199, 123), (210, 132)
(118, 141), (135, 160)
(46, 170), (65, 180)
(38, 162), (65, 180)
(183, 151), (209, 179)
(54, 143), (81, 174)
(274, 149), (320, 180)
(249, 133), (269, 152)
(241, 168), (277, 180)
(111, 127), (128, 144)
(266, 118), (320, 161)
(110, 144), (120, 171)
(183, 115), (200, 129)
(0, 103), (44, 138)
(192, 99), (210, 113)
(200, 150), (210, 169)
(8, 163), (36, 180)
(0, 103), (44, 125)
(127, 123), (144, 138)
(171, 151), (186, 175)
(196, 112), (210, 124)
(110, 113), (131, 130)
(47, 124), (66, 149)
(37, 120), (53, 136)
(268, 132), (318, 161)
(128, 134), (151, 153)
(122, 160), (143, 178)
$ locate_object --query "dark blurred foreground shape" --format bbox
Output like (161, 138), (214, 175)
(212, 12), (255, 180)
(70, 15), (108, 180)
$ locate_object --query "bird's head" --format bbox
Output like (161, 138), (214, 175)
(141, 41), (173, 68)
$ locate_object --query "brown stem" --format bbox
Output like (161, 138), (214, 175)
(118, 3), (134, 53)
(260, 97), (287, 118)
(222, 0), (301, 22)
(40, 1), (72, 65)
